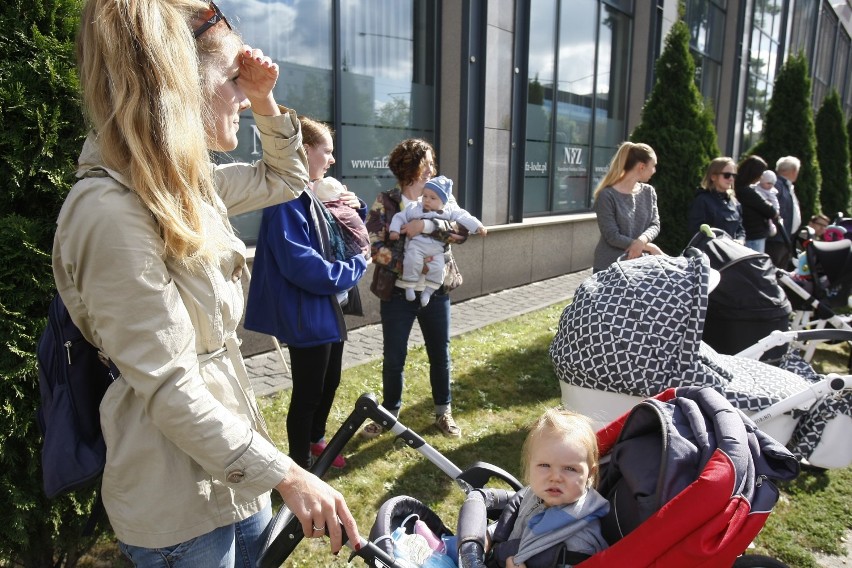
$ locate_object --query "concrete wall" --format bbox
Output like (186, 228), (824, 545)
(238, 215), (598, 357)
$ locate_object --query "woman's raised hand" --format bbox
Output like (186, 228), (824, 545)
(238, 45), (279, 116)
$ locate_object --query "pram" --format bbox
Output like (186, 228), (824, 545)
(259, 390), (798, 568)
(549, 253), (852, 470)
(775, 234), (852, 364)
(686, 228), (792, 357)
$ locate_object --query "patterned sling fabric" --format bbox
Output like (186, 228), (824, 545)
(549, 254), (852, 459)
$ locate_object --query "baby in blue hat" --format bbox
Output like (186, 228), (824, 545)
(389, 175), (487, 306)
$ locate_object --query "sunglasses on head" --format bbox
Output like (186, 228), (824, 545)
(193, 2), (231, 39)
(720, 172), (737, 179)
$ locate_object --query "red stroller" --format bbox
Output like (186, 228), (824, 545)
(258, 390), (797, 568)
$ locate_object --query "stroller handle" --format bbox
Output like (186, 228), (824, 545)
(257, 395), (522, 567)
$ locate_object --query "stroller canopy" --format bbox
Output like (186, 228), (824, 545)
(549, 254), (721, 398)
(550, 254), (818, 415)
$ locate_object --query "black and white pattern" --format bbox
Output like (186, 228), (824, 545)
(550, 254), (852, 459)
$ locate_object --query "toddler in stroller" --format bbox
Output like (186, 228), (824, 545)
(260, 389), (798, 568)
(484, 408), (609, 568)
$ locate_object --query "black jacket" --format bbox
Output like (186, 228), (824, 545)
(736, 184), (778, 239)
(687, 188), (745, 241)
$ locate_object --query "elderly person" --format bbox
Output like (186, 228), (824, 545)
(766, 156), (802, 269)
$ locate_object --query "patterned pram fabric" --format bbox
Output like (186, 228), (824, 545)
(549, 253), (852, 460)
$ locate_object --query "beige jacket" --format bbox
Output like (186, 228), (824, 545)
(52, 108), (307, 548)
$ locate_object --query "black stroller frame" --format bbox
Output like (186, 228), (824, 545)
(257, 393), (522, 568)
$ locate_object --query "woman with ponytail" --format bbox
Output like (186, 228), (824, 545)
(592, 142), (662, 272)
(53, 1), (360, 563)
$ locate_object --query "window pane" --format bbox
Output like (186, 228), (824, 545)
(217, 0), (334, 245)
(339, 0), (437, 205)
(595, 6), (631, 149)
(553, 0), (597, 213)
(523, 0), (557, 215)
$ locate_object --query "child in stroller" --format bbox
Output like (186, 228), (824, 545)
(259, 390), (798, 568)
(486, 409), (609, 568)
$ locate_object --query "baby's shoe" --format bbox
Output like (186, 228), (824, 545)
(420, 288), (433, 307)
(405, 287), (416, 302)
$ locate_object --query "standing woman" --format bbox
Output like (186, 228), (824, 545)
(592, 142), (662, 272)
(734, 155), (778, 253)
(687, 157), (746, 243)
(245, 117), (368, 470)
(360, 139), (466, 439)
(56, 1), (359, 564)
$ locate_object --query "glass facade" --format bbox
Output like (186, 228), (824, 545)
(741, 0), (785, 151)
(218, 0), (438, 244)
(522, 0), (633, 216)
(790, 0), (852, 115)
(684, 0), (726, 116)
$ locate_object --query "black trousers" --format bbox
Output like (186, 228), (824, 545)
(286, 341), (344, 468)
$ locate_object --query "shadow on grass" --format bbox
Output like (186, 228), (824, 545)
(346, 427), (528, 528)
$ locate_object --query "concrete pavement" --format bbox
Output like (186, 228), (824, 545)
(244, 269), (592, 397)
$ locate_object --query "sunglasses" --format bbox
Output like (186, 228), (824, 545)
(720, 172), (737, 179)
(193, 2), (231, 39)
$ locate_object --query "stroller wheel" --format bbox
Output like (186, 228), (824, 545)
(732, 554), (790, 568)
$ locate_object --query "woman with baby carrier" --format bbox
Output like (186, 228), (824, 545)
(245, 117), (368, 471)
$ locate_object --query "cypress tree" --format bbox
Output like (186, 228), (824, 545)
(748, 53), (821, 224)
(0, 0), (104, 565)
(630, 20), (720, 254)
(815, 90), (851, 218)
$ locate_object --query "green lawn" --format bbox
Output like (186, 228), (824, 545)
(82, 303), (852, 567)
(262, 304), (852, 567)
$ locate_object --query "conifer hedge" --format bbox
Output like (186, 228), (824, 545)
(815, 90), (851, 218)
(748, 53), (821, 224)
(630, 20), (720, 254)
(0, 0), (105, 565)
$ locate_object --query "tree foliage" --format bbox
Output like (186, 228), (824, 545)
(0, 0), (104, 565)
(748, 53), (821, 223)
(630, 20), (720, 254)
(815, 90), (851, 217)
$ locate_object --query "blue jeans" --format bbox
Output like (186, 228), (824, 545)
(380, 288), (452, 414)
(118, 503), (272, 568)
(744, 238), (766, 253)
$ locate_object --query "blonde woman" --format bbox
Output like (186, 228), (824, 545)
(592, 142), (662, 272)
(687, 157), (746, 243)
(54, 1), (360, 564)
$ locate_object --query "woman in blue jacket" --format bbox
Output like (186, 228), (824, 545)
(687, 157), (746, 243)
(245, 120), (367, 470)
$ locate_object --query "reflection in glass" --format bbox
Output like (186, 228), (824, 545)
(339, 0), (437, 202)
(523, 0), (557, 215)
(553, 0), (596, 213)
(523, 0), (634, 217)
(218, 0), (437, 243)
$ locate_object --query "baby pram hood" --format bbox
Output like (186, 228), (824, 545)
(548, 253), (722, 398)
(549, 253), (849, 461)
(688, 230), (792, 322)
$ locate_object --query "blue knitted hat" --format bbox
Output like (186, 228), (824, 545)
(424, 175), (453, 204)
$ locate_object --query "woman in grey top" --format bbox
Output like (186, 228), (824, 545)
(592, 142), (662, 272)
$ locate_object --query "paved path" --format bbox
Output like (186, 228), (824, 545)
(245, 269), (592, 397)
